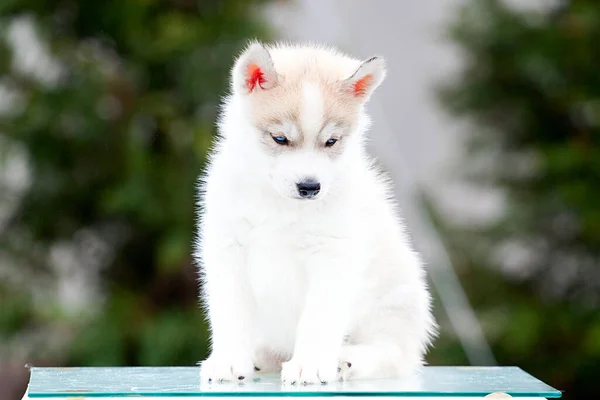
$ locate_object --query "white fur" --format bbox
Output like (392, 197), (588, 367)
(300, 81), (324, 135)
(195, 42), (437, 385)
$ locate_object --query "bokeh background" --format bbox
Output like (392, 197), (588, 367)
(0, 0), (598, 399)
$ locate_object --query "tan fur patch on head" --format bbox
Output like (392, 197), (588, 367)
(247, 44), (365, 140)
(249, 80), (302, 132)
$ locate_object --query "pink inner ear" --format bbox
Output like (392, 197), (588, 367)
(246, 64), (267, 92)
(352, 74), (373, 97)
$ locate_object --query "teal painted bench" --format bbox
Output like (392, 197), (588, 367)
(21, 366), (561, 400)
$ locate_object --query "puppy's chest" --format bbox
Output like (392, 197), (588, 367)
(234, 205), (348, 312)
(244, 221), (308, 313)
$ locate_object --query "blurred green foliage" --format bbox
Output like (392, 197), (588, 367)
(430, 1), (600, 399)
(0, 0), (271, 387)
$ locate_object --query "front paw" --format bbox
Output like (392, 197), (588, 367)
(199, 353), (255, 383)
(281, 358), (339, 385)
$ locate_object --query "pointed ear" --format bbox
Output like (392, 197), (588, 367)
(232, 42), (279, 94)
(342, 56), (386, 101)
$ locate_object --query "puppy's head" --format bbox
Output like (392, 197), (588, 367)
(230, 42), (386, 201)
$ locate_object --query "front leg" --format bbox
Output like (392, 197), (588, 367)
(282, 250), (362, 385)
(199, 239), (256, 382)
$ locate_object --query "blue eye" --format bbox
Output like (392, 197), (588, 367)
(272, 136), (289, 145)
(325, 138), (338, 147)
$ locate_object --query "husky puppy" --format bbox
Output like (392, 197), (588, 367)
(195, 42), (436, 385)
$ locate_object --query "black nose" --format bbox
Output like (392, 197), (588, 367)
(296, 180), (321, 198)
